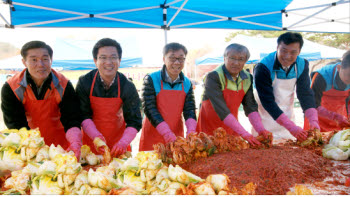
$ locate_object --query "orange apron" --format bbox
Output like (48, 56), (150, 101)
(305, 67), (350, 132)
(24, 85), (69, 149)
(196, 76), (245, 136)
(82, 72), (129, 154)
(139, 80), (186, 151)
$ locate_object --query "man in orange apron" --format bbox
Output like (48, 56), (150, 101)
(1, 41), (83, 159)
(139, 43), (197, 151)
(197, 44), (270, 146)
(76, 38), (142, 157)
(254, 32), (319, 142)
(307, 50), (350, 132)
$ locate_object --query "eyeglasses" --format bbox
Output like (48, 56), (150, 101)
(98, 56), (119, 62)
(27, 57), (51, 64)
(227, 57), (246, 63)
(168, 56), (186, 63)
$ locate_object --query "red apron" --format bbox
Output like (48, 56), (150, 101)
(305, 67), (350, 132)
(139, 80), (186, 151)
(196, 76), (245, 136)
(82, 72), (129, 154)
(24, 86), (69, 149)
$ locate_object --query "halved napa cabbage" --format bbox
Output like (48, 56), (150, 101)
(22, 161), (41, 175)
(37, 160), (57, 176)
(322, 145), (350, 160)
(157, 178), (172, 191)
(53, 153), (82, 175)
(48, 144), (65, 160)
(87, 168), (119, 191)
(187, 182), (216, 195)
(206, 174), (230, 192)
(328, 129), (350, 151)
(87, 187), (108, 195)
(1, 132), (21, 148)
(74, 170), (88, 190)
(4, 170), (30, 191)
(74, 184), (91, 195)
(0, 148), (26, 173)
(96, 166), (116, 178)
(123, 171), (146, 192)
(84, 153), (99, 165)
(35, 145), (49, 162)
(121, 158), (139, 172)
(168, 164), (203, 185)
(155, 166), (169, 183)
(165, 182), (187, 195)
(31, 175), (64, 195)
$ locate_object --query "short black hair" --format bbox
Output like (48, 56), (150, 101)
(277, 32), (304, 49)
(92, 38), (122, 60)
(341, 50), (350, 69)
(20, 41), (53, 60)
(163, 42), (187, 56)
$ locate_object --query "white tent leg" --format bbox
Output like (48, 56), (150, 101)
(164, 29), (168, 45)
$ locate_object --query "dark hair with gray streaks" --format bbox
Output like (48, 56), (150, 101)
(224, 43), (250, 61)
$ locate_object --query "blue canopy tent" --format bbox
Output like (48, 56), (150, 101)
(0, 0), (349, 39)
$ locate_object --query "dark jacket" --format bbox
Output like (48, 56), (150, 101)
(202, 65), (258, 120)
(141, 65), (196, 127)
(1, 70), (82, 131)
(75, 69), (142, 131)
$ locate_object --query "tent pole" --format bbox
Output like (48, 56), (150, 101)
(164, 29), (168, 44)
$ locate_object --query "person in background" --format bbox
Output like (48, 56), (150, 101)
(76, 38), (142, 157)
(253, 32), (320, 142)
(139, 42), (197, 151)
(1, 41), (82, 159)
(307, 50), (350, 132)
(196, 43), (270, 146)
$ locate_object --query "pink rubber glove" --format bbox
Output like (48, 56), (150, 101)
(81, 119), (106, 153)
(110, 127), (138, 157)
(156, 121), (177, 143)
(276, 113), (308, 141)
(248, 111), (271, 139)
(224, 114), (261, 146)
(185, 118), (197, 136)
(305, 108), (320, 130)
(65, 127), (83, 160)
(317, 106), (350, 128)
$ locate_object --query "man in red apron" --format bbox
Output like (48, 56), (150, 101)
(254, 32), (320, 142)
(76, 38), (142, 157)
(1, 41), (83, 159)
(197, 44), (271, 146)
(307, 50), (350, 132)
(139, 43), (197, 151)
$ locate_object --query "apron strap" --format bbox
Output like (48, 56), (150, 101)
(90, 72), (98, 97)
(117, 73), (121, 98)
(331, 66), (337, 89)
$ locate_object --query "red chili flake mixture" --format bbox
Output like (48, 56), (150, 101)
(180, 146), (334, 195)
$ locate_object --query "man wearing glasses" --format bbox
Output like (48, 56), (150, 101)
(139, 42), (197, 151)
(196, 43), (270, 146)
(1, 40), (83, 159)
(76, 38), (142, 157)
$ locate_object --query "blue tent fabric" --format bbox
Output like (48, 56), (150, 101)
(1, 1), (349, 32)
(6, 0), (291, 30)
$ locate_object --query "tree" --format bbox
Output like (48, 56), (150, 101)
(0, 42), (19, 59)
(225, 30), (350, 50)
